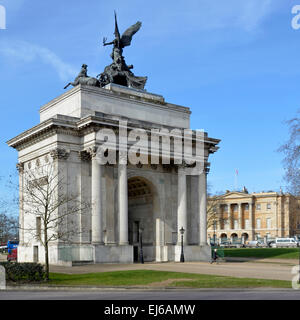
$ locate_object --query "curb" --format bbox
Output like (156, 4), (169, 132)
(1, 285), (297, 292)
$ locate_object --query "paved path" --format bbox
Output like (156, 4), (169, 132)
(226, 257), (298, 265)
(50, 260), (297, 281)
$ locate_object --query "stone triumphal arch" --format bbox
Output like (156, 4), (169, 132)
(8, 83), (220, 265)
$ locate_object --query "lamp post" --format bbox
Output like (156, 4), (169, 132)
(298, 238), (300, 284)
(213, 220), (217, 246)
(180, 227), (185, 263)
(139, 227), (144, 264)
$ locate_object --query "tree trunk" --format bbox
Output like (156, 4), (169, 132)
(44, 229), (49, 281)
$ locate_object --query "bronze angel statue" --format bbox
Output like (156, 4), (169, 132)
(103, 11), (142, 66)
(100, 12), (147, 90)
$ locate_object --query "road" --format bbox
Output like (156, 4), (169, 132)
(0, 289), (300, 300)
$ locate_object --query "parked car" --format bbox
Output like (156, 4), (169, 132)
(219, 241), (232, 248)
(270, 238), (298, 248)
(0, 245), (7, 253)
(7, 248), (17, 262)
(246, 240), (264, 248)
(292, 236), (300, 247)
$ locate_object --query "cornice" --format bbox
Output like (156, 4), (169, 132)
(7, 118), (78, 149)
(40, 85), (192, 116)
(7, 111), (220, 152)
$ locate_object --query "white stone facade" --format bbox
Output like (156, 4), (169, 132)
(8, 84), (220, 265)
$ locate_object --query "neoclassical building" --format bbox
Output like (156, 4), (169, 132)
(8, 84), (220, 265)
(207, 190), (300, 242)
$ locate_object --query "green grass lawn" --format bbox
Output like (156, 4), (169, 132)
(47, 270), (291, 288)
(224, 248), (300, 259)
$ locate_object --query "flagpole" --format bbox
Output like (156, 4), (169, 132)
(235, 169), (238, 191)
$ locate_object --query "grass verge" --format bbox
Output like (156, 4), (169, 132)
(224, 248), (300, 259)
(48, 270), (291, 288)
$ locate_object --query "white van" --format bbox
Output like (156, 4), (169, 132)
(246, 240), (264, 248)
(270, 238), (298, 248)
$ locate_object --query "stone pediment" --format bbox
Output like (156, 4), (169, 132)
(221, 192), (253, 200)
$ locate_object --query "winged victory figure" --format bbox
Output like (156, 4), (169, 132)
(99, 11), (147, 90)
(103, 11), (142, 66)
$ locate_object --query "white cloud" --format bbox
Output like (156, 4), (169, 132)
(142, 0), (280, 36)
(0, 40), (77, 81)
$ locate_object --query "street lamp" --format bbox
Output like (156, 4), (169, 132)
(213, 220), (217, 246)
(180, 227), (185, 263)
(298, 239), (300, 284)
(139, 227), (144, 264)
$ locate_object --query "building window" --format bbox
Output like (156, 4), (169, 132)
(266, 218), (272, 229)
(233, 204), (238, 212)
(256, 218), (261, 229)
(234, 220), (238, 229)
(245, 219), (249, 229)
(267, 203), (271, 210)
(245, 204), (249, 210)
(224, 219), (229, 230)
(223, 204), (228, 212)
(256, 204), (261, 210)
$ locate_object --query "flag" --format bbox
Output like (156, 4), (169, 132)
(235, 169), (239, 176)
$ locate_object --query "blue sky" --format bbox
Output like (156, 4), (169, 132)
(0, 0), (299, 195)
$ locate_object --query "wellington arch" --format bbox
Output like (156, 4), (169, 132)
(6, 15), (220, 265)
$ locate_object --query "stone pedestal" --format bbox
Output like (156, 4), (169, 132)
(94, 245), (133, 263)
(174, 245), (211, 262)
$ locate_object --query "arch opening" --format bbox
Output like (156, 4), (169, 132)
(128, 177), (155, 262)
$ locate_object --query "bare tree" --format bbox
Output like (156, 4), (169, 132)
(0, 175), (19, 244)
(21, 161), (90, 280)
(207, 195), (224, 230)
(278, 113), (300, 195)
(207, 184), (224, 231)
(0, 213), (18, 243)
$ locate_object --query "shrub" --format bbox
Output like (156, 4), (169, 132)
(0, 262), (45, 282)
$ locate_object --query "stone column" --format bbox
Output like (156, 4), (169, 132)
(228, 204), (231, 230)
(118, 152), (128, 245)
(238, 203), (242, 230)
(199, 169), (208, 246)
(249, 202), (253, 240)
(177, 166), (187, 244)
(89, 147), (104, 244)
(16, 163), (24, 245)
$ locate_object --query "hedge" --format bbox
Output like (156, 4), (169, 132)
(0, 262), (45, 282)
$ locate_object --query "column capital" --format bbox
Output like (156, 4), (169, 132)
(197, 162), (210, 175)
(50, 148), (70, 160)
(87, 146), (98, 158)
(16, 162), (24, 174)
(78, 150), (91, 162)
